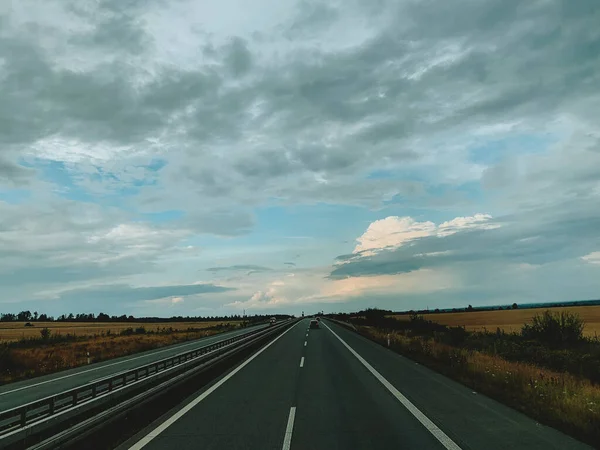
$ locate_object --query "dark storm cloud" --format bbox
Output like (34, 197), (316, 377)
(330, 200), (600, 279)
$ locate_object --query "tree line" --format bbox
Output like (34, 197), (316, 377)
(0, 311), (291, 323)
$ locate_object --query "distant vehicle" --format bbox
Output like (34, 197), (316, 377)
(269, 317), (276, 326)
(309, 319), (319, 329)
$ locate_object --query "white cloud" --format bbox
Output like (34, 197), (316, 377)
(354, 217), (436, 254)
(582, 252), (600, 265)
(353, 213), (497, 255)
(438, 213), (500, 236)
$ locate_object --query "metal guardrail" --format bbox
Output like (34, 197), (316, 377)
(0, 319), (295, 448)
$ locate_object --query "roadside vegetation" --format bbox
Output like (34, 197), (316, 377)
(335, 308), (600, 447)
(388, 305), (600, 336)
(0, 322), (242, 384)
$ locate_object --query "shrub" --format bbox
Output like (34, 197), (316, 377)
(522, 310), (584, 347)
(40, 328), (51, 340)
(134, 326), (146, 335)
(120, 328), (134, 336)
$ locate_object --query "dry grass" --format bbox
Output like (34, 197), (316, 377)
(0, 321), (239, 342)
(0, 325), (240, 384)
(389, 306), (600, 336)
(360, 326), (600, 447)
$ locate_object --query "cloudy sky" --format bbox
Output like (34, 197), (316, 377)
(1, 0), (599, 317)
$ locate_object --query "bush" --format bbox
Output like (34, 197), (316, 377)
(522, 310), (584, 347)
(134, 326), (146, 335)
(120, 328), (134, 336)
(40, 328), (51, 340)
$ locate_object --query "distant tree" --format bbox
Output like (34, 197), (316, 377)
(512, 303), (518, 310)
(467, 305), (474, 312)
(97, 312), (110, 322)
(17, 310), (32, 321)
(38, 313), (48, 321)
(33, 311), (38, 321)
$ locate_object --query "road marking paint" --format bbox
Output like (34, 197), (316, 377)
(0, 326), (263, 397)
(299, 357), (305, 367)
(323, 322), (462, 450)
(282, 406), (296, 450)
(128, 321), (301, 450)
(304, 341), (307, 347)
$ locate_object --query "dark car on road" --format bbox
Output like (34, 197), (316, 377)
(309, 319), (320, 329)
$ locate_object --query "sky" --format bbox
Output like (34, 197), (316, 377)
(1, 0), (599, 317)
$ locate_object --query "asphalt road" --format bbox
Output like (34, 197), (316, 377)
(0, 323), (268, 410)
(125, 318), (592, 450)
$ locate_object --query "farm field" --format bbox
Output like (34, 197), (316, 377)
(0, 321), (241, 342)
(390, 305), (600, 336)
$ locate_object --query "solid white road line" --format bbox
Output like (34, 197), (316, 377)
(128, 321), (302, 450)
(281, 406), (296, 450)
(304, 341), (307, 347)
(0, 327), (259, 397)
(323, 322), (463, 450)
(299, 357), (305, 367)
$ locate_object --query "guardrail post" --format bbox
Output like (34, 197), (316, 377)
(49, 397), (55, 415)
(72, 391), (77, 406)
(92, 384), (97, 398)
(108, 379), (113, 392)
(135, 370), (139, 381)
(20, 409), (27, 427)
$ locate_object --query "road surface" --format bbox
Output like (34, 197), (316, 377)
(0, 323), (268, 410)
(124, 318), (592, 450)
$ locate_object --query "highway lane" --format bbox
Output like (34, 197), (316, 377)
(294, 321), (448, 449)
(125, 318), (592, 450)
(127, 318), (308, 450)
(0, 323), (268, 410)
(323, 320), (592, 450)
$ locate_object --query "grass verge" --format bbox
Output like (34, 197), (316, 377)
(357, 325), (600, 447)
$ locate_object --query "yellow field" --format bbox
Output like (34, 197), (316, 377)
(390, 306), (600, 337)
(0, 321), (241, 342)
